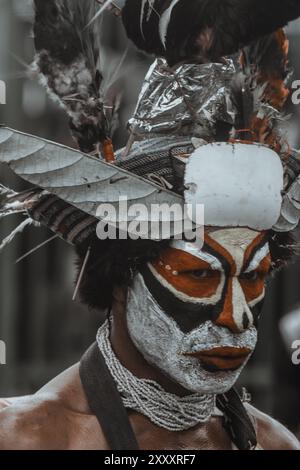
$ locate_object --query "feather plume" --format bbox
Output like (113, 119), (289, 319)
(32, 0), (123, 159)
(95, 0), (123, 18)
(0, 218), (35, 253)
(140, 0), (156, 37)
(0, 186), (42, 220)
(159, 0), (181, 49)
(0, 183), (13, 200)
(231, 29), (291, 154)
(87, 1), (116, 27)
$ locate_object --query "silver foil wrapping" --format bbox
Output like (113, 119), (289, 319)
(129, 58), (237, 139)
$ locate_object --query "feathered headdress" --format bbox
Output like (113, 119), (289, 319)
(1, 0), (300, 264)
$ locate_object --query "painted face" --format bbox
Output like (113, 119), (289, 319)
(126, 228), (271, 394)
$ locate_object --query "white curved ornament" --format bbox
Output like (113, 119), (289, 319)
(184, 142), (284, 231)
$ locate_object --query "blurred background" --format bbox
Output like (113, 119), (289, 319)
(0, 0), (299, 438)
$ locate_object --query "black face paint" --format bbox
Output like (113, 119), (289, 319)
(140, 263), (265, 334)
(140, 236), (268, 334)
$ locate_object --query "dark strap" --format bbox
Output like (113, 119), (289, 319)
(79, 342), (139, 450)
(217, 388), (258, 450)
(80, 342), (256, 450)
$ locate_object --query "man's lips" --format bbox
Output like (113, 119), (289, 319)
(184, 347), (252, 371)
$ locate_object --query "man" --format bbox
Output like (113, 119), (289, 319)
(0, 139), (300, 449)
(0, 224), (299, 450)
(0, 0), (300, 450)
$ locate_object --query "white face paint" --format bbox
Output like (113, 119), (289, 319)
(126, 228), (271, 394)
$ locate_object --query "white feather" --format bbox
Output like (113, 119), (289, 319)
(146, 0), (156, 20)
(140, 0), (156, 38)
(0, 218), (34, 252)
(86, 0), (114, 28)
(159, 0), (181, 49)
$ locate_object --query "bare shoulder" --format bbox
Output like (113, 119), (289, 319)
(0, 393), (70, 450)
(0, 398), (10, 411)
(0, 364), (108, 450)
(246, 404), (300, 450)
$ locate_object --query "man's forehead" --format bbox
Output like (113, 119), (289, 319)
(208, 228), (267, 249)
(171, 228), (269, 258)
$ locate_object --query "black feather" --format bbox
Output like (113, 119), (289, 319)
(122, 0), (300, 65)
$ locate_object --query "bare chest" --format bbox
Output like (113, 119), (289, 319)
(65, 412), (233, 450)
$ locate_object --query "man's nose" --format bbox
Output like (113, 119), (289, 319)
(214, 277), (253, 333)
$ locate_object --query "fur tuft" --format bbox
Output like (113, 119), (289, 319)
(33, 0), (122, 155)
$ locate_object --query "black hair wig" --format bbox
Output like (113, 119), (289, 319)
(76, 235), (169, 311)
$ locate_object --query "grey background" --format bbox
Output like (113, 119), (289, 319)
(0, 0), (299, 436)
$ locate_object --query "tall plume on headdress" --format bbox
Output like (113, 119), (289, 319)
(33, 0), (122, 161)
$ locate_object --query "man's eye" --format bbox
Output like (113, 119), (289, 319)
(188, 269), (213, 279)
(240, 271), (261, 281)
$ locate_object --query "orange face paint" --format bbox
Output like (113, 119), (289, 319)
(146, 228), (270, 334)
(128, 228), (268, 393)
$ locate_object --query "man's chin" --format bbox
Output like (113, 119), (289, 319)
(169, 346), (254, 394)
(168, 363), (246, 395)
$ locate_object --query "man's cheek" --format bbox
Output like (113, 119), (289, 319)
(241, 277), (267, 325)
(240, 278), (266, 304)
(249, 298), (266, 328)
